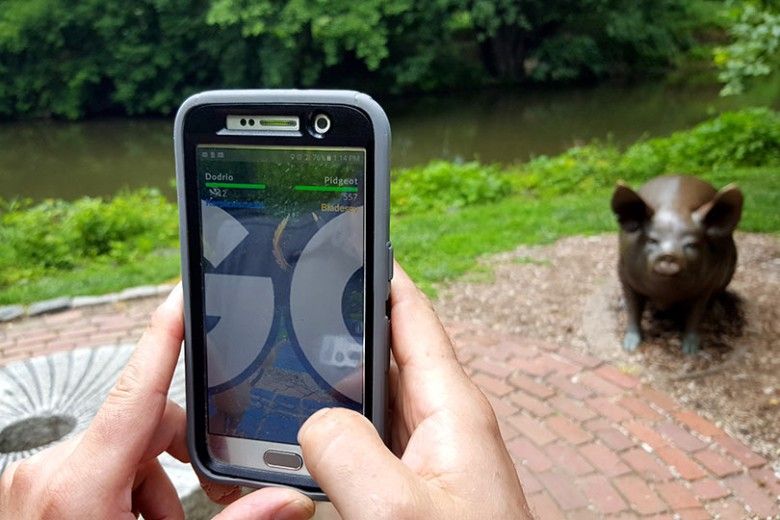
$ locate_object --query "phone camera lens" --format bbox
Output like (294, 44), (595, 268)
(313, 114), (331, 134)
(240, 118), (247, 126)
(248, 119), (255, 126)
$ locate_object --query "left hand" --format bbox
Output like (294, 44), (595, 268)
(0, 285), (315, 520)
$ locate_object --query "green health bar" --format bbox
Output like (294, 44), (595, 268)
(205, 182), (357, 193)
(294, 185), (358, 193)
(206, 182), (266, 190)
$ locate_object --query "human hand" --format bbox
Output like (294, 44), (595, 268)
(298, 263), (532, 519)
(0, 285), (315, 520)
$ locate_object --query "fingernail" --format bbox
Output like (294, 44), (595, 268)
(165, 282), (183, 303)
(298, 407), (332, 443)
(273, 498), (314, 520)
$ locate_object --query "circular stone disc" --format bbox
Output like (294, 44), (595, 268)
(0, 345), (197, 499)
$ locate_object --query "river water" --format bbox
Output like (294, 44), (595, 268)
(1, 81), (777, 201)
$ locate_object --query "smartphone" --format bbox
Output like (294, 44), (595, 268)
(174, 90), (391, 499)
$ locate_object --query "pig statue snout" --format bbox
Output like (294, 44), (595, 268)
(653, 255), (682, 276)
(610, 175), (743, 355)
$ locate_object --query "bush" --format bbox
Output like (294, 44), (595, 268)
(0, 189), (178, 288)
(629, 107), (780, 172)
(511, 107), (780, 198)
(391, 160), (513, 215)
(513, 144), (624, 197)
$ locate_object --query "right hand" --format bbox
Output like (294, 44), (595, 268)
(299, 262), (532, 519)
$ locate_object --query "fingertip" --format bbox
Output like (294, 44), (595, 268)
(297, 407), (414, 518)
(212, 487), (314, 520)
(151, 283), (184, 332)
(297, 407), (336, 446)
(298, 407), (371, 454)
(270, 492), (315, 520)
(166, 281), (184, 304)
(207, 483), (242, 505)
(389, 261), (417, 297)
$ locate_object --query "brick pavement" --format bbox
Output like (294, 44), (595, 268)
(1, 296), (778, 518)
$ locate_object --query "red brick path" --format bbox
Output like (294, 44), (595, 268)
(1, 297), (778, 518)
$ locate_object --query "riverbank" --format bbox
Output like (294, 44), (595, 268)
(2, 80), (779, 201)
(1, 108), (778, 304)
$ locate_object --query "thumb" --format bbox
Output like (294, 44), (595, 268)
(299, 408), (424, 519)
(212, 487), (314, 520)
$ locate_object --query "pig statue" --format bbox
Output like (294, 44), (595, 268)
(611, 175), (743, 355)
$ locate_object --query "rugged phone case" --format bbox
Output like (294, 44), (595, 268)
(174, 90), (391, 500)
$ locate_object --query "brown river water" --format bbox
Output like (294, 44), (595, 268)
(1, 81), (778, 201)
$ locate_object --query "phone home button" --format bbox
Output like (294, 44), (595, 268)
(263, 450), (303, 470)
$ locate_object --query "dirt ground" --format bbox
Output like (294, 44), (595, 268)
(435, 232), (780, 468)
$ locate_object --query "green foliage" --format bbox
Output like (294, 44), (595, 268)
(0, 0), (720, 118)
(2, 108), (778, 302)
(394, 164), (780, 295)
(511, 108), (780, 198)
(513, 145), (623, 197)
(0, 253), (180, 306)
(392, 108), (780, 292)
(624, 107), (780, 172)
(715, 2), (780, 95)
(0, 0), (229, 118)
(390, 106), (779, 215)
(0, 190), (178, 291)
(208, 0), (404, 71)
(391, 161), (512, 215)
(457, 0), (706, 82)
(206, 0), (474, 92)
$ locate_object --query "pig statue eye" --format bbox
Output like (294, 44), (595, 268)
(647, 237), (660, 246)
(623, 221), (641, 232)
(684, 241), (701, 251)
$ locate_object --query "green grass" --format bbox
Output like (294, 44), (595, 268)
(2, 168), (777, 304)
(700, 168), (780, 232)
(0, 250), (180, 305)
(393, 191), (611, 294)
(0, 189), (179, 305)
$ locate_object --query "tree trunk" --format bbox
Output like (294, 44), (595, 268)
(480, 20), (563, 82)
(482, 25), (526, 81)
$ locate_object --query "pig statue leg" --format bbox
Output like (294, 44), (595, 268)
(681, 295), (710, 355)
(621, 282), (646, 352)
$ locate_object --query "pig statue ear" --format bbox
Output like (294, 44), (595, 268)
(694, 184), (743, 238)
(611, 182), (653, 232)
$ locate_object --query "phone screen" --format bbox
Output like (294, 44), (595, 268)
(197, 145), (365, 445)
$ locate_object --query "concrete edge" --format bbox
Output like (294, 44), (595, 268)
(0, 283), (176, 323)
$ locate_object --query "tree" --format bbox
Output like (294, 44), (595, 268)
(715, 1), (780, 95)
(457, 0), (703, 83)
(0, 0), (228, 118)
(205, 0), (465, 91)
(0, 0), (722, 118)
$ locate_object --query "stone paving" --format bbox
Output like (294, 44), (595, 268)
(1, 295), (778, 519)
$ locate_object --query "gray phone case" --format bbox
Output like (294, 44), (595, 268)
(174, 90), (391, 500)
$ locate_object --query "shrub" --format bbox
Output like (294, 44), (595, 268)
(512, 107), (780, 197)
(637, 107), (780, 171)
(0, 189), (178, 288)
(514, 144), (623, 197)
(391, 160), (513, 215)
